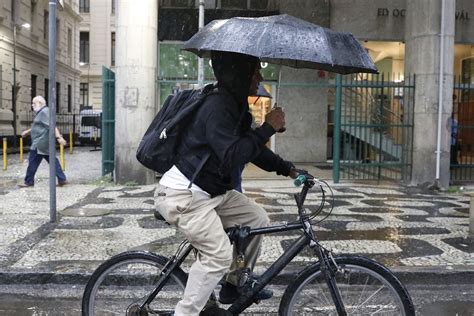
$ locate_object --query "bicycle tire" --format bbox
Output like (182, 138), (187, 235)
(279, 255), (415, 315)
(82, 251), (188, 316)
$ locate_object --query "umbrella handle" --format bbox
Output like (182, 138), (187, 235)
(275, 66), (286, 133)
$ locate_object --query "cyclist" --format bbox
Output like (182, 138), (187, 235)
(155, 51), (298, 315)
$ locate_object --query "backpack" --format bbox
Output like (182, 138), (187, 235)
(136, 83), (215, 175)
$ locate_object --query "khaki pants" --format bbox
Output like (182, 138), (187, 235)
(155, 185), (269, 316)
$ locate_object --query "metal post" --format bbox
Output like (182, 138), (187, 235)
(333, 74), (342, 183)
(377, 74), (385, 182)
(20, 136), (23, 162)
(12, 25), (17, 148)
(197, 0), (205, 88)
(2, 138), (6, 170)
(48, 0), (57, 223)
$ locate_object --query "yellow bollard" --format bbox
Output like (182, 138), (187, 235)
(20, 137), (23, 162)
(60, 143), (65, 171)
(3, 138), (7, 171)
(69, 127), (73, 154)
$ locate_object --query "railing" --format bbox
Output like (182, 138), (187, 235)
(332, 73), (415, 182)
(451, 75), (474, 182)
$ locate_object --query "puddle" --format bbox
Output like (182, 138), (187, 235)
(60, 208), (111, 217)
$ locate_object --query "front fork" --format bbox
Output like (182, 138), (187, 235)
(319, 248), (347, 316)
(304, 220), (347, 316)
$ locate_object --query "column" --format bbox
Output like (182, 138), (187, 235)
(115, 0), (157, 184)
(404, 0), (455, 188)
(277, 0), (330, 163)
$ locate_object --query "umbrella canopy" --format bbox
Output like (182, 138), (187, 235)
(183, 14), (377, 74)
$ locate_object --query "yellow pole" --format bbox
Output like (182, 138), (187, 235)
(3, 138), (7, 171)
(60, 143), (65, 171)
(20, 137), (23, 162)
(69, 127), (73, 154)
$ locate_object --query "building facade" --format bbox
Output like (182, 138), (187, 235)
(0, 0), (82, 137)
(112, 0), (473, 188)
(78, 0), (116, 110)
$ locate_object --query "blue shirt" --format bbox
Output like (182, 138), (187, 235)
(451, 118), (458, 146)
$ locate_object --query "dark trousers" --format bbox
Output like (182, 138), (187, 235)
(450, 144), (459, 165)
(24, 149), (67, 185)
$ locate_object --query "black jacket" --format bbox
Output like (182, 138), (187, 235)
(175, 87), (294, 196)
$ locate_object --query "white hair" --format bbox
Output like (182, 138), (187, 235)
(32, 95), (46, 107)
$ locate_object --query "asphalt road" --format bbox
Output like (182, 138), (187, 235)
(0, 282), (473, 315)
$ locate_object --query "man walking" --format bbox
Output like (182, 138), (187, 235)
(19, 96), (67, 187)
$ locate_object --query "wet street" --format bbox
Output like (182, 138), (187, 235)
(0, 281), (473, 315)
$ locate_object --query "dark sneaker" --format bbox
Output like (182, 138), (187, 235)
(17, 183), (34, 188)
(218, 281), (273, 304)
(57, 181), (68, 187)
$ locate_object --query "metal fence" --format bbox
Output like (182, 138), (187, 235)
(451, 75), (474, 182)
(332, 73), (415, 182)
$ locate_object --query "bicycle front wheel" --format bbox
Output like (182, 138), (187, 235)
(82, 251), (187, 316)
(279, 255), (415, 315)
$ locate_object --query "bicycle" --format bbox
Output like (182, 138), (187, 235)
(82, 170), (415, 315)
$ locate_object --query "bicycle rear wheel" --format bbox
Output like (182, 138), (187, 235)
(279, 255), (415, 315)
(82, 251), (187, 316)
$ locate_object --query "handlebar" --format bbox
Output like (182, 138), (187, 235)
(293, 169), (315, 187)
(293, 175), (306, 187)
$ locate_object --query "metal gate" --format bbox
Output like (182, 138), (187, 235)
(102, 66), (115, 176)
(333, 73), (415, 182)
(451, 74), (474, 182)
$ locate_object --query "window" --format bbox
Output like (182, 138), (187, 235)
(43, 10), (48, 40)
(159, 0), (194, 7)
(81, 116), (100, 128)
(80, 83), (89, 109)
(11, 0), (17, 22)
(221, 0), (247, 9)
(80, 32), (89, 63)
(56, 18), (60, 46)
(79, 0), (90, 13)
(67, 84), (72, 112)
(249, 0), (269, 10)
(56, 82), (60, 113)
(31, 74), (37, 102)
(67, 28), (72, 60)
(111, 0), (115, 14)
(111, 32), (115, 66)
(30, 0), (37, 31)
(44, 78), (49, 104)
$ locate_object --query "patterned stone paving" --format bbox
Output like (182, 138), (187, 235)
(0, 181), (472, 278)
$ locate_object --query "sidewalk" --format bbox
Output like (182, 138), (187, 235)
(0, 148), (472, 289)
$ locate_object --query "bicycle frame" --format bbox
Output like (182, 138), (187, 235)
(140, 175), (348, 315)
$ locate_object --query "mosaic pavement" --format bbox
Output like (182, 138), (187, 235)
(1, 181), (472, 278)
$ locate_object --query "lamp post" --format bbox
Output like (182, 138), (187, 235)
(12, 22), (31, 147)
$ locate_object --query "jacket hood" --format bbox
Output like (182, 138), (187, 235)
(211, 51), (259, 105)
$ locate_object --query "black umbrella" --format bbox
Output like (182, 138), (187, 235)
(183, 14), (377, 74)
